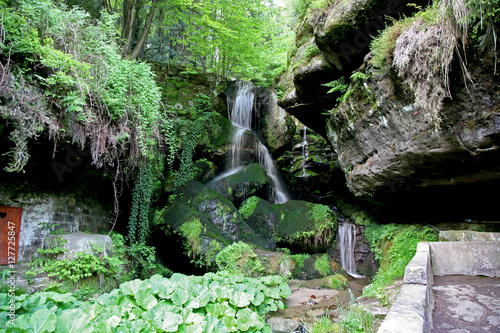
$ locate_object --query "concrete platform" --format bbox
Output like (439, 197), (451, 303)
(432, 275), (500, 333)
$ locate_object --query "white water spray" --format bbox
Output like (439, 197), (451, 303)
(339, 222), (361, 277)
(301, 126), (308, 177)
(226, 81), (289, 204)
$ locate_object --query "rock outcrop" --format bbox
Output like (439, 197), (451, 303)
(277, 0), (500, 205)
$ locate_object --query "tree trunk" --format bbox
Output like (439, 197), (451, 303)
(121, 0), (137, 57)
(129, 0), (159, 60)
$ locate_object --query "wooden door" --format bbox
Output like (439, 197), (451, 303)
(0, 206), (22, 265)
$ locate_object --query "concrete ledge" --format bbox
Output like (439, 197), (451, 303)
(378, 242), (433, 333)
(377, 284), (430, 333)
(404, 242), (433, 286)
(429, 241), (500, 277)
(439, 230), (500, 242)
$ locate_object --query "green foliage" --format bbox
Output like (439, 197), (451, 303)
(178, 218), (205, 260)
(314, 254), (332, 278)
(215, 242), (265, 276)
(370, 16), (417, 69)
(466, 0), (500, 70)
(310, 316), (341, 333)
(297, 203), (336, 246)
(128, 162), (155, 245)
(25, 233), (128, 293)
(0, 0), (165, 173)
(339, 305), (374, 333)
(322, 77), (348, 98)
(238, 196), (261, 219)
(128, 242), (168, 280)
(323, 274), (348, 290)
(363, 223), (438, 302)
(1, 271), (291, 332)
(290, 253), (310, 268)
(170, 112), (221, 189)
(304, 44), (321, 60)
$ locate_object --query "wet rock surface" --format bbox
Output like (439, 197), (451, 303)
(432, 275), (500, 333)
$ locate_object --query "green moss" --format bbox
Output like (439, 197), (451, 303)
(322, 274), (348, 290)
(314, 254), (332, 278)
(370, 16), (417, 69)
(215, 241), (264, 276)
(226, 163), (268, 185)
(363, 223), (438, 302)
(178, 218), (205, 259)
(239, 196), (261, 219)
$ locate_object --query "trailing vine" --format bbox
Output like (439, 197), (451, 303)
(127, 161), (154, 244)
(172, 112), (218, 189)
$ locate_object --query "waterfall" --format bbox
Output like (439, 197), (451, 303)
(339, 222), (359, 277)
(226, 81), (289, 204)
(301, 126), (308, 177)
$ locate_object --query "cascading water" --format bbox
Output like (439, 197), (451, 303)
(301, 126), (308, 177)
(226, 81), (289, 204)
(339, 222), (359, 277)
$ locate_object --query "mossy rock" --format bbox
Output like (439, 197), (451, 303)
(160, 202), (230, 247)
(192, 160), (217, 183)
(160, 181), (241, 244)
(239, 198), (337, 253)
(239, 197), (276, 250)
(322, 274), (349, 290)
(293, 253), (342, 279)
(207, 164), (274, 206)
(273, 200), (337, 251)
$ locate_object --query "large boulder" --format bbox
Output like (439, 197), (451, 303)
(48, 232), (112, 260)
(326, 55), (500, 200)
(277, 0), (425, 136)
(239, 197), (338, 252)
(206, 163), (274, 207)
(277, 124), (340, 202)
(160, 181), (241, 244)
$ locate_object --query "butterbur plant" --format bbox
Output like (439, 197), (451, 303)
(0, 271), (292, 332)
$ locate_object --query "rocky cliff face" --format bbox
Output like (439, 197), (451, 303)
(277, 0), (500, 211)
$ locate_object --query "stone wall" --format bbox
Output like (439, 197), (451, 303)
(0, 193), (111, 262)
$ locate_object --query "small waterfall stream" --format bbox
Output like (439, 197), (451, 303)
(226, 81), (289, 204)
(339, 222), (362, 277)
(301, 126), (308, 177)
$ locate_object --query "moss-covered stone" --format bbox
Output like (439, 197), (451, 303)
(274, 200), (337, 251)
(207, 164), (274, 206)
(238, 197), (338, 252)
(239, 196), (276, 250)
(322, 274), (349, 290)
(159, 181), (240, 248)
(293, 253), (344, 279)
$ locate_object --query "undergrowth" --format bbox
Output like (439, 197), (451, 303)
(362, 223), (438, 304)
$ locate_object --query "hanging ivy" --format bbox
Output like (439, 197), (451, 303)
(172, 112), (218, 189)
(127, 161), (154, 244)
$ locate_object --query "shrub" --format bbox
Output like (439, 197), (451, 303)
(323, 274), (348, 290)
(363, 223), (437, 302)
(215, 242), (265, 276)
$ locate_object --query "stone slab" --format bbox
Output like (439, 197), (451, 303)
(439, 230), (500, 242)
(404, 242), (433, 285)
(429, 241), (500, 277)
(266, 317), (301, 333)
(51, 232), (112, 259)
(377, 284), (432, 333)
